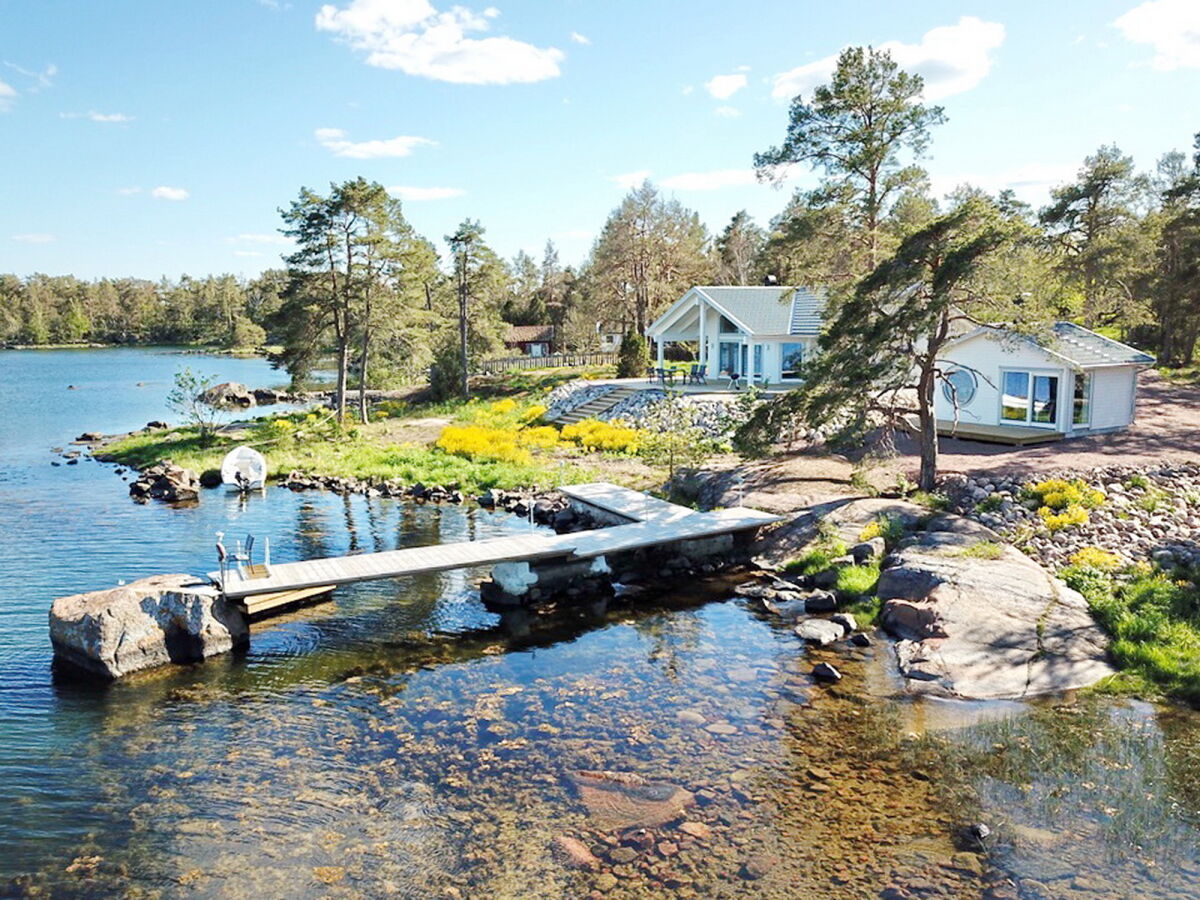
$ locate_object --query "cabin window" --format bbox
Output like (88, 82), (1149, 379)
(780, 343), (804, 380)
(1001, 372), (1029, 421)
(752, 344), (763, 378)
(1073, 373), (1091, 426)
(941, 369), (977, 407)
(1001, 371), (1060, 426)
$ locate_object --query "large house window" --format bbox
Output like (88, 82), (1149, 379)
(1073, 373), (1091, 426)
(718, 315), (740, 334)
(1002, 371), (1060, 426)
(752, 345), (763, 378)
(780, 342), (804, 380)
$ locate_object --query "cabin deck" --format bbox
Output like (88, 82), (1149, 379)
(935, 420), (1066, 446)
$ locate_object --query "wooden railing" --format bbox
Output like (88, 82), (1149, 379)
(478, 352), (617, 374)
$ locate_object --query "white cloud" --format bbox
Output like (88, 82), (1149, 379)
(151, 186), (190, 201)
(258, 0), (292, 10)
(315, 0), (564, 84)
(0, 79), (14, 111)
(1114, 0), (1200, 70)
(5, 62), (56, 91)
(611, 169), (651, 190)
(569, 31), (590, 45)
(772, 17), (1006, 101)
(714, 105), (741, 118)
(11, 233), (55, 243)
(929, 161), (1078, 205)
(315, 126), (434, 159)
(661, 168), (757, 191)
(61, 110), (134, 123)
(705, 72), (747, 100)
(386, 185), (466, 200)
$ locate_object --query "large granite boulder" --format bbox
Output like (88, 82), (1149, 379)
(50, 574), (247, 679)
(877, 522), (1113, 699)
(199, 381), (255, 408)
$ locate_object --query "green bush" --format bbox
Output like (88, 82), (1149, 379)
(616, 331), (649, 378)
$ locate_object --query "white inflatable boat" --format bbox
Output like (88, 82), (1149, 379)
(220, 446), (268, 491)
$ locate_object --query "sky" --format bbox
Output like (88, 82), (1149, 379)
(1, 0), (1199, 280)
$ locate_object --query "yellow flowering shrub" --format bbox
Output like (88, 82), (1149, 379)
(1038, 504), (1090, 532)
(518, 425), (562, 450)
(490, 398), (517, 414)
(1069, 546), (1125, 572)
(1026, 478), (1105, 510)
(519, 403), (548, 424)
(435, 425), (532, 464)
(560, 418), (641, 454)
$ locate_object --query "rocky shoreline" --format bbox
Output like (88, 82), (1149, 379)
(943, 461), (1200, 570)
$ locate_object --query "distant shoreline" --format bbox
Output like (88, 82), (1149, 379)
(1, 341), (271, 357)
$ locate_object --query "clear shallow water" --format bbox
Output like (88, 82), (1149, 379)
(1, 348), (1199, 898)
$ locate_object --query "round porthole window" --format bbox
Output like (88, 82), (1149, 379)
(942, 369), (977, 406)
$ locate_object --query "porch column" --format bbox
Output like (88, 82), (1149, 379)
(698, 297), (707, 378)
(656, 338), (665, 370)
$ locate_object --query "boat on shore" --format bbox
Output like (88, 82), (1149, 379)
(220, 446), (267, 491)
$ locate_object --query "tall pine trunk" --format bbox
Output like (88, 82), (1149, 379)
(358, 327), (370, 424)
(458, 261), (470, 399)
(335, 336), (349, 424)
(917, 363), (938, 492)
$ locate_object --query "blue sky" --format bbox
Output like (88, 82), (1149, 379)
(1, 0), (1198, 280)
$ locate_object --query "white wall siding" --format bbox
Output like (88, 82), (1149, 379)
(1087, 366), (1138, 431)
(935, 334), (1066, 428)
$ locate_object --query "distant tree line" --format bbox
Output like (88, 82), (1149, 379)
(0, 271), (283, 348)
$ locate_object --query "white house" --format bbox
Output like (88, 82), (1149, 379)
(647, 285), (1155, 441)
(646, 285), (824, 385)
(934, 323), (1154, 439)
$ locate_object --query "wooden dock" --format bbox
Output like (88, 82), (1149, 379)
(211, 483), (778, 611)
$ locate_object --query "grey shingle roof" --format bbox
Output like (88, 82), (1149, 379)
(694, 286), (824, 336)
(1047, 322), (1155, 368)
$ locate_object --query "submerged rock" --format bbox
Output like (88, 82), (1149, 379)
(551, 835), (600, 870)
(49, 574), (248, 679)
(569, 770), (695, 830)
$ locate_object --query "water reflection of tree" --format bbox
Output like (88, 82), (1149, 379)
(1153, 706), (1200, 826)
(629, 611), (704, 682)
(296, 500), (331, 559)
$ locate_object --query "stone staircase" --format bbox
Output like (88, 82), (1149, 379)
(551, 386), (645, 425)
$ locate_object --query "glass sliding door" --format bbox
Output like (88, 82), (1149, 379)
(1031, 375), (1059, 424)
(1001, 370), (1062, 427)
(718, 342), (740, 375)
(1001, 371), (1030, 421)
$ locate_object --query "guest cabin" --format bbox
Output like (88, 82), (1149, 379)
(647, 285), (1154, 443)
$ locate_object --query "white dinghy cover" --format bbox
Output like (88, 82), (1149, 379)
(220, 446), (268, 490)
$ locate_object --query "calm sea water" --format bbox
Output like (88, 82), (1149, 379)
(1, 348), (1199, 898)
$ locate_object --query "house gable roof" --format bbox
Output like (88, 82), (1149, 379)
(648, 285), (825, 337)
(505, 324), (554, 343)
(944, 322), (1155, 369)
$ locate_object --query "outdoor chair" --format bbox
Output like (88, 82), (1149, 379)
(687, 364), (705, 385)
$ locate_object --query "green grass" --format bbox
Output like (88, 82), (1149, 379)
(101, 420), (598, 495)
(909, 489), (950, 511)
(1062, 563), (1200, 704)
(1157, 363), (1200, 385)
(784, 538), (849, 575)
(834, 561), (881, 598)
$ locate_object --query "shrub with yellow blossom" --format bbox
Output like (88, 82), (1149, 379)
(560, 418), (641, 454)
